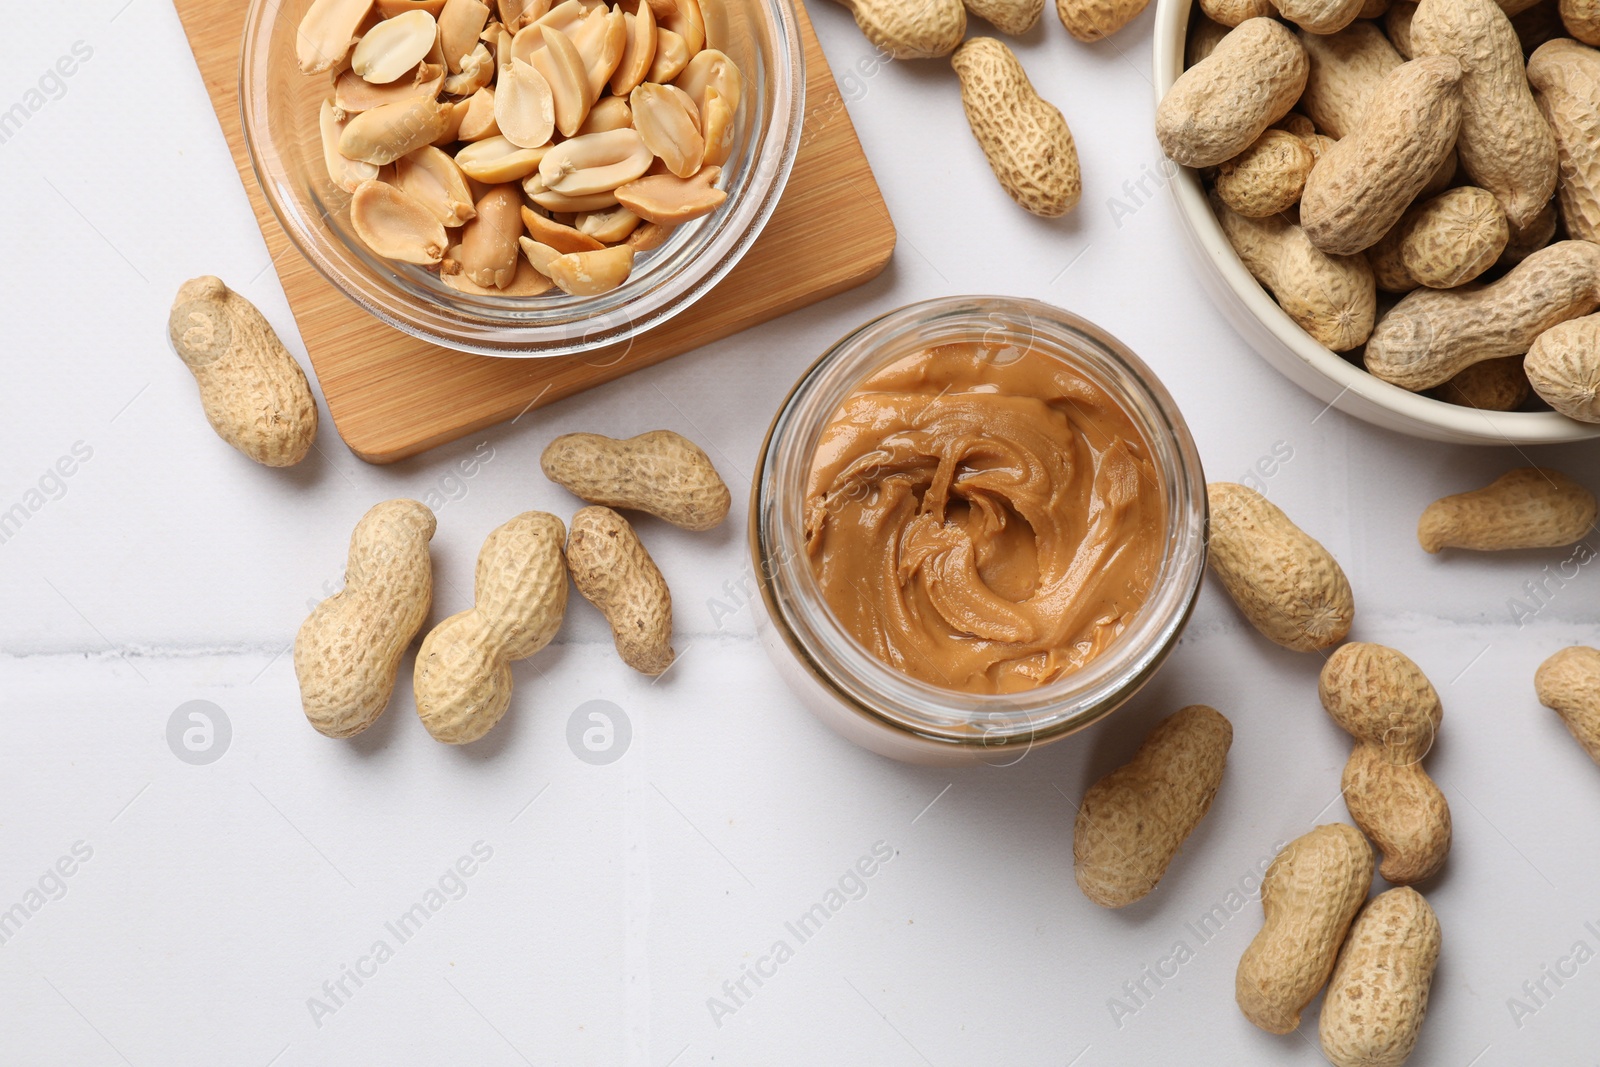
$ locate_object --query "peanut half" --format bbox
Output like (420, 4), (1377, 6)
(1535, 645), (1600, 766)
(1318, 888), (1443, 1067)
(567, 506), (675, 675)
(295, 500), (437, 739)
(1320, 643), (1451, 885)
(168, 276), (318, 468)
(414, 511), (569, 744)
(1237, 824), (1375, 1034)
(1417, 467), (1597, 552)
(951, 38), (1081, 218)
(1207, 482), (1356, 652)
(1072, 705), (1233, 908)
(541, 429), (730, 531)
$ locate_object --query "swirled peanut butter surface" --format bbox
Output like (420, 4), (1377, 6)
(804, 341), (1165, 694)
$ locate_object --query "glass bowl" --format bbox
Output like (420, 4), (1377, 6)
(751, 297), (1210, 765)
(240, 0), (804, 357)
(1152, 0), (1600, 445)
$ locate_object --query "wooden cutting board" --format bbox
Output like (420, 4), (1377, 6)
(173, 0), (896, 464)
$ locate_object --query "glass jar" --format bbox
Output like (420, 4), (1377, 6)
(239, 0), (804, 357)
(751, 296), (1208, 765)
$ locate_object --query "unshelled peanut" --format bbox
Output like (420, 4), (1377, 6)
(1410, 0), (1558, 230)
(1207, 482), (1356, 652)
(1365, 240), (1600, 391)
(1055, 0), (1149, 40)
(1157, 18), (1308, 169)
(1535, 645), (1600, 765)
(1297, 21), (1404, 138)
(1318, 888), (1442, 1067)
(1527, 38), (1600, 243)
(1273, 0), (1365, 36)
(1320, 643), (1451, 885)
(1526, 312), (1600, 421)
(542, 430), (731, 531)
(295, 500), (437, 739)
(1211, 194), (1376, 351)
(168, 276), (319, 468)
(1237, 824), (1375, 1034)
(967, 0), (1046, 35)
(414, 511), (568, 744)
(1417, 467), (1597, 552)
(1073, 705), (1233, 909)
(567, 506), (675, 675)
(1301, 56), (1465, 255)
(830, 0), (966, 58)
(1215, 130), (1314, 218)
(952, 38), (1081, 218)
(1430, 356), (1530, 410)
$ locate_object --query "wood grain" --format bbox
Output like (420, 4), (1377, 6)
(172, 0), (896, 463)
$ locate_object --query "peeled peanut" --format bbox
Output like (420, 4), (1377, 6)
(1366, 241), (1600, 391)
(523, 240), (635, 295)
(1158, 18), (1308, 169)
(611, 5), (657, 95)
(1535, 646), (1600, 766)
(521, 204), (605, 252)
(339, 94), (452, 164)
(298, 0), (376, 74)
(295, 500), (436, 738)
(1318, 888), (1442, 1067)
(631, 83), (704, 178)
(541, 128), (654, 195)
(828, 0), (966, 59)
(396, 145), (477, 226)
(1300, 57), (1464, 256)
(1526, 312), (1600, 422)
(1207, 482), (1355, 652)
(456, 135), (548, 181)
(1320, 644), (1451, 884)
(458, 184), (523, 288)
(320, 100), (380, 192)
(567, 506), (674, 674)
(1237, 825), (1375, 1034)
(167, 276), (318, 468)
(414, 511), (568, 745)
(615, 165), (725, 223)
(952, 38), (1081, 218)
(352, 9), (439, 83)
(542, 430), (730, 530)
(1073, 705), (1232, 908)
(1418, 467), (1597, 552)
(350, 179), (449, 265)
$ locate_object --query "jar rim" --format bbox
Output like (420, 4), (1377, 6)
(752, 296), (1209, 749)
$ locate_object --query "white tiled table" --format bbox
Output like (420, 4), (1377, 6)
(2, 2), (1596, 1062)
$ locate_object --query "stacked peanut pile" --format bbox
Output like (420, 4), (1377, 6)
(1158, 0), (1600, 423)
(300, 0), (742, 297)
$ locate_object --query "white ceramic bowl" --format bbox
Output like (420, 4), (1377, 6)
(1151, 0), (1600, 445)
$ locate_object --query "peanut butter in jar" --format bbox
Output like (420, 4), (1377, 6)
(803, 339), (1167, 695)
